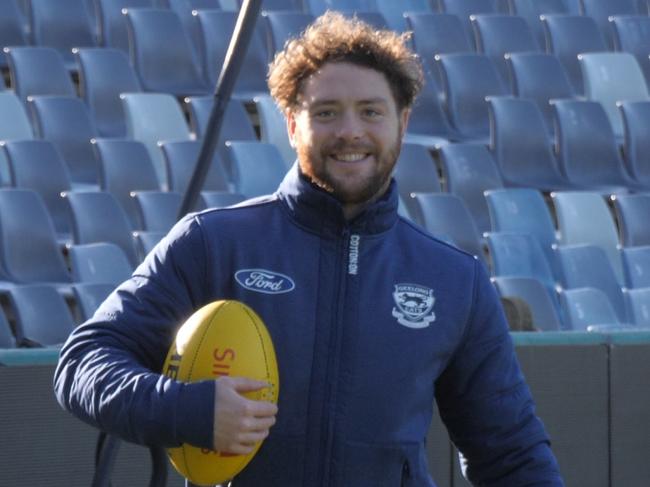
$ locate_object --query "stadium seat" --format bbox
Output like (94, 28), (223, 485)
(133, 230), (166, 258)
(411, 193), (485, 261)
(93, 139), (161, 229)
(4, 47), (76, 102)
(436, 53), (509, 141)
(184, 96), (257, 142)
(2, 140), (72, 238)
(505, 52), (575, 135)
(376, 0), (432, 32)
(28, 0), (97, 69)
(579, 0), (641, 49)
(618, 100), (650, 187)
(437, 143), (503, 235)
(200, 191), (246, 208)
(487, 96), (573, 191)
(0, 92), (35, 185)
(541, 14), (608, 94)
(560, 287), (625, 331)
(124, 8), (209, 95)
(120, 92), (192, 189)
(194, 10), (268, 99)
(95, 0), (155, 52)
(552, 99), (641, 191)
(622, 246), (650, 288)
(0, 0), (28, 68)
(507, 0), (570, 47)
(231, 0), (301, 10)
(350, 11), (388, 29)
(392, 143), (442, 216)
(130, 191), (183, 232)
(73, 282), (115, 321)
(609, 15), (650, 86)
(610, 193), (650, 247)
(225, 141), (290, 198)
(254, 94), (297, 166)
(471, 14), (541, 88)
(8, 284), (76, 346)
(484, 188), (559, 278)
(159, 140), (230, 194)
(64, 191), (140, 267)
(624, 287), (650, 327)
(0, 307), (15, 348)
(436, 0), (501, 42)
(28, 95), (100, 187)
(305, 0), (377, 16)
(552, 191), (625, 284)
(67, 242), (133, 284)
(492, 276), (563, 331)
(75, 47), (142, 138)
(167, 0), (222, 57)
(578, 52), (649, 141)
(263, 11), (315, 58)
(0, 189), (72, 285)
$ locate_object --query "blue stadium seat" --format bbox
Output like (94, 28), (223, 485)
(552, 191), (625, 284)
(579, 0), (641, 49)
(437, 142), (503, 235)
(552, 99), (641, 191)
(305, 0), (377, 16)
(618, 100), (650, 188)
(622, 246), (650, 288)
(4, 47), (76, 102)
(124, 8), (209, 95)
(133, 230), (166, 258)
(2, 140), (72, 238)
(377, 0), (432, 32)
(167, 0), (222, 57)
(263, 11), (314, 58)
(488, 96), (573, 191)
(0, 189), (72, 285)
(225, 141), (290, 198)
(28, 95), (100, 187)
(0, 307), (15, 348)
(484, 188), (560, 278)
(120, 92), (192, 189)
(436, 53), (509, 140)
(471, 14), (541, 88)
(436, 0), (501, 42)
(95, 0), (155, 52)
(411, 192), (486, 261)
(67, 242), (133, 284)
(560, 287), (625, 331)
(392, 143), (442, 216)
(236, 0), (301, 10)
(184, 96), (257, 142)
(610, 15), (650, 86)
(254, 94), (297, 166)
(578, 52), (649, 140)
(93, 139), (161, 229)
(610, 193), (650, 247)
(28, 0), (97, 69)
(8, 284), (76, 346)
(624, 287), (650, 327)
(73, 282), (115, 321)
(541, 14), (608, 94)
(556, 244), (628, 322)
(505, 52), (575, 135)
(0, 92), (35, 185)
(194, 10), (268, 100)
(75, 47), (142, 138)
(492, 276), (563, 331)
(130, 191), (183, 232)
(200, 191), (246, 208)
(159, 140), (230, 194)
(0, 0), (28, 68)
(507, 0), (570, 47)
(64, 191), (140, 267)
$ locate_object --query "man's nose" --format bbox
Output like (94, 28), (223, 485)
(335, 112), (364, 140)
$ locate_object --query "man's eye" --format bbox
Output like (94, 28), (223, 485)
(314, 110), (335, 119)
(363, 109), (381, 118)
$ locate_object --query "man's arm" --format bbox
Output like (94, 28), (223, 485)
(435, 260), (564, 486)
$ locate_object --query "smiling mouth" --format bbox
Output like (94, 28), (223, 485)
(330, 152), (371, 162)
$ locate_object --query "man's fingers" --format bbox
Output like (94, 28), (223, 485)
(228, 376), (272, 393)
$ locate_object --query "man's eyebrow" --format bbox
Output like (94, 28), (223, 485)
(306, 97), (390, 107)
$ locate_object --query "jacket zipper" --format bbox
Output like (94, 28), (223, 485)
(401, 460), (410, 486)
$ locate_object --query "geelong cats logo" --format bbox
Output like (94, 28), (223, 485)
(392, 283), (436, 329)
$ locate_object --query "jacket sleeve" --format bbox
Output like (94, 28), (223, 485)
(434, 260), (564, 486)
(53, 214), (216, 450)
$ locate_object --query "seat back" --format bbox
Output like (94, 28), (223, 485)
(226, 141), (290, 198)
(131, 191), (183, 232)
(437, 0), (501, 41)
(184, 96), (257, 142)
(618, 100), (650, 186)
(610, 15), (650, 86)
(200, 191), (246, 208)
(95, 0), (155, 52)
(560, 287), (622, 331)
(159, 140), (230, 194)
(392, 143), (442, 215)
(263, 11), (314, 57)
(437, 143), (503, 235)
(0, 91), (34, 185)
(507, 0), (570, 46)
(622, 246), (650, 288)
(73, 282), (116, 321)
(377, 0), (432, 31)
(254, 94), (296, 166)
(306, 0), (377, 16)
(68, 242), (133, 284)
(0, 0), (27, 68)
(611, 193), (650, 247)
(625, 288), (650, 327)
(75, 47), (142, 137)
(579, 0), (641, 49)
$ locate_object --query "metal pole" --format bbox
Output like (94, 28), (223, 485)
(178, 0), (264, 218)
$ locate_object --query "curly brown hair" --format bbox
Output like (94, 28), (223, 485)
(268, 11), (424, 113)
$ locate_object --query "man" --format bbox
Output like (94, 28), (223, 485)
(55, 12), (564, 486)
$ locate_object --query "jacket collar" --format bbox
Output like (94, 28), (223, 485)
(277, 162), (399, 237)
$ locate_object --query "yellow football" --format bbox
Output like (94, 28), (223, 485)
(162, 300), (279, 486)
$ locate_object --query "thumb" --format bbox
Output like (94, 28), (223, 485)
(228, 376), (271, 393)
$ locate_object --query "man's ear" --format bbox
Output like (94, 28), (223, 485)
(399, 108), (411, 140)
(287, 110), (297, 149)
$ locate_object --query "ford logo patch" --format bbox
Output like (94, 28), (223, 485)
(235, 269), (295, 295)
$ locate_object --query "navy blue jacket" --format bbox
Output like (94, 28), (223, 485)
(54, 165), (563, 486)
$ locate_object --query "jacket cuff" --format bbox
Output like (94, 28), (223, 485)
(175, 380), (215, 450)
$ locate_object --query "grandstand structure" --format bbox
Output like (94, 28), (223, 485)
(0, 0), (649, 485)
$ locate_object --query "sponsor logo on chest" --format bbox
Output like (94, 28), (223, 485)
(234, 269), (295, 294)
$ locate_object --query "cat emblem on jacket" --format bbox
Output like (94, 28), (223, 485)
(392, 283), (436, 329)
